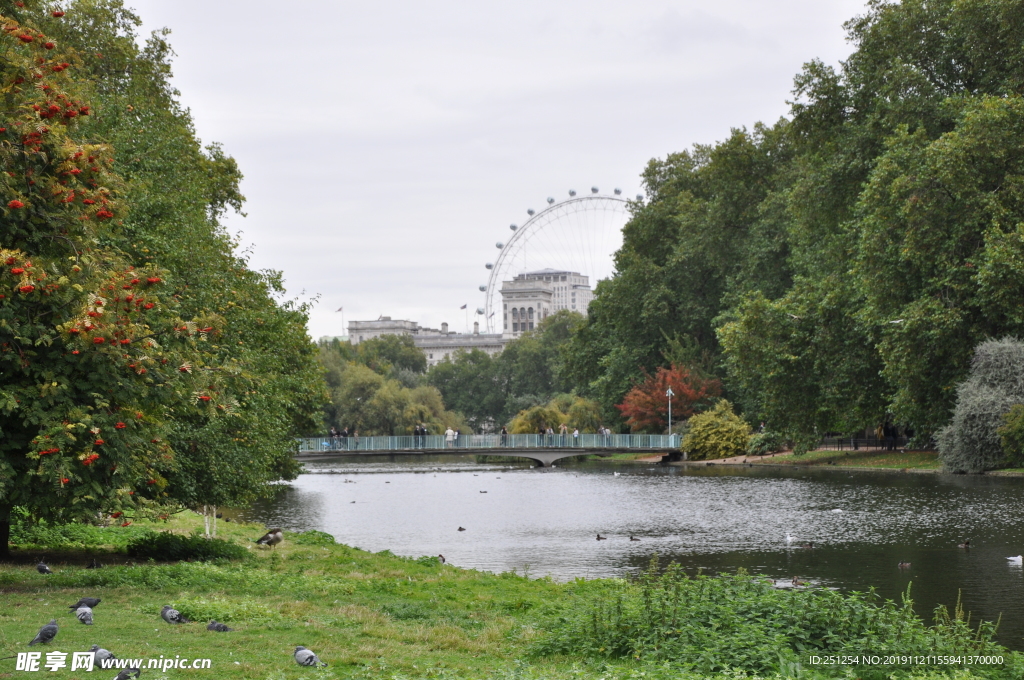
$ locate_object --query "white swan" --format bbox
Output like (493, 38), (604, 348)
(786, 533), (795, 544)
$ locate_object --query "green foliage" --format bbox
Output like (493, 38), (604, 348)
(126, 530), (248, 562)
(747, 431), (786, 456)
(292, 529), (336, 546)
(174, 595), (279, 623)
(682, 400), (750, 461)
(532, 567), (1011, 679)
(563, 0), (1024, 444)
(354, 334), (428, 376)
(998, 404), (1024, 467)
(427, 311), (585, 430)
(11, 518), (154, 550)
(509, 404), (567, 434)
(319, 344), (466, 435)
(938, 338), (1024, 473)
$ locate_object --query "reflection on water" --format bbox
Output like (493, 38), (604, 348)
(243, 456), (1024, 650)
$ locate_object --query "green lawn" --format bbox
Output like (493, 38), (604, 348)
(751, 449), (942, 470)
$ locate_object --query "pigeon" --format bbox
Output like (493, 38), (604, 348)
(160, 605), (190, 624)
(89, 645), (115, 664)
(113, 667), (140, 680)
(28, 620), (58, 645)
(207, 620), (233, 632)
(87, 559), (103, 569)
(293, 646), (327, 667)
(255, 528), (283, 548)
(76, 606), (94, 625)
(37, 561), (52, 574)
(70, 597), (102, 610)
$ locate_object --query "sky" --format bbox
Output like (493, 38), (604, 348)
(125, 0), (868, 340)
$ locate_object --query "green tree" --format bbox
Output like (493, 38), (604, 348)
(28, 0), (327, 516)
(0, 8), (218, 554)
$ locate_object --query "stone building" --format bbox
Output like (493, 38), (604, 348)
(348, 317), (505, 368)
(499, 269), (592, 338)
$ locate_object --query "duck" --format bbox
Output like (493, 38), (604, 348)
(438, 554), (446, 564)
(1007, 556), (1023, 565)
(255, 528), (283, 548)
(629, 535), (640, 541)
(898, 561), (911, 569)
(785, 533), (795, 545)
(800, 542), (815, 549)
(957, 539), (971, 549)
(457, 527), (466, 531)
(596, 534), (607, 541)
(791, 577), (809, 586)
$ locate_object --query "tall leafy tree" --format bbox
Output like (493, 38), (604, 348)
(0, 6), (219, 554)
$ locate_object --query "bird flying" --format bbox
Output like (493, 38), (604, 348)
(255, 528), (283, 548)
(160, 605), (190, 624)
(294, 646), (327, 667)
(28, 620), (58, 646)
(69, 597), (101, 610)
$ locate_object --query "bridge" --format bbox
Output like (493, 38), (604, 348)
(295, 433), (680, 467)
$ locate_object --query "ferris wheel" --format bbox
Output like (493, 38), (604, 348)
(478, 187), (638, 333)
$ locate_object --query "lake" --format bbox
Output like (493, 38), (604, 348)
(242, 456), (1024, 650)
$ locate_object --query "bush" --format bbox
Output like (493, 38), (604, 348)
(747, 430), (785, 456)
(11, 518), (154, 550)
(682, 400), (750, 460)
(939, 338), (1024, 473)
(998, 404), (1024, 467)
(532, 567), (1014, 679)
(126, 531), (249, 562)
(292, 530), (336, 546)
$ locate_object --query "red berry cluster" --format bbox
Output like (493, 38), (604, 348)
(38, 447), (60, 455)
(82, 453), (100, 465)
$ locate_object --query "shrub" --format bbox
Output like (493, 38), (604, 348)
(682, 400), (750, 460)
(747, 430), (785, 456)
(11, 518), (154, 550)
(292, 530), (336, 546)
(998, 404), (1024, 467)
(939, 338), (1024, 473)
(126, 531), (248, 562)
(532, 567), (1013, 679)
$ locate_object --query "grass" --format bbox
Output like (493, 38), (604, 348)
(0, 512), (1013, 680)
(748, 449), (942, 470)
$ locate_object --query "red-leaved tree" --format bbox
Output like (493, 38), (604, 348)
(616, 364), (721, 433)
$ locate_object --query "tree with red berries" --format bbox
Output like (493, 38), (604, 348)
(0, 8), (218, 555)
(615, 364), (722, 433)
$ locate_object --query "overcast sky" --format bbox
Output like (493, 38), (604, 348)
(125, 0), (867, 340)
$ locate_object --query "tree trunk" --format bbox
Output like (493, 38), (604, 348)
(0, 504), (11, 558)
(202, 505), (210, 537)
(212, 505), (217, 538)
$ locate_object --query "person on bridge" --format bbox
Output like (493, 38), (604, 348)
(445, 427), (455, 448)
(545, 426), (555, 447)
(559, 423), (568, 446)
(500, 426), (508, 447)
(340, 427), (349, 450)
(573, 427), (580, 446)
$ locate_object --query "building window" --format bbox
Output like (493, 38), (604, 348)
(512, 308), (519, 320)
(520, 307), (526, 320)
(529, 322), (534, 330)
(429, 354), (433, 359)
(528, 307), (534, 320)
(513, 322), (518, 333)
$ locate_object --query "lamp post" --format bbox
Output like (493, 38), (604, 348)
(666, 387), (675, 440)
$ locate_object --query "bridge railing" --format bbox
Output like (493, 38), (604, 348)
(296, 433), (680, 453)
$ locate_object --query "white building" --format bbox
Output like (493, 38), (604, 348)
(500, 269), (592, 338)
(348, 317), (506, 368)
